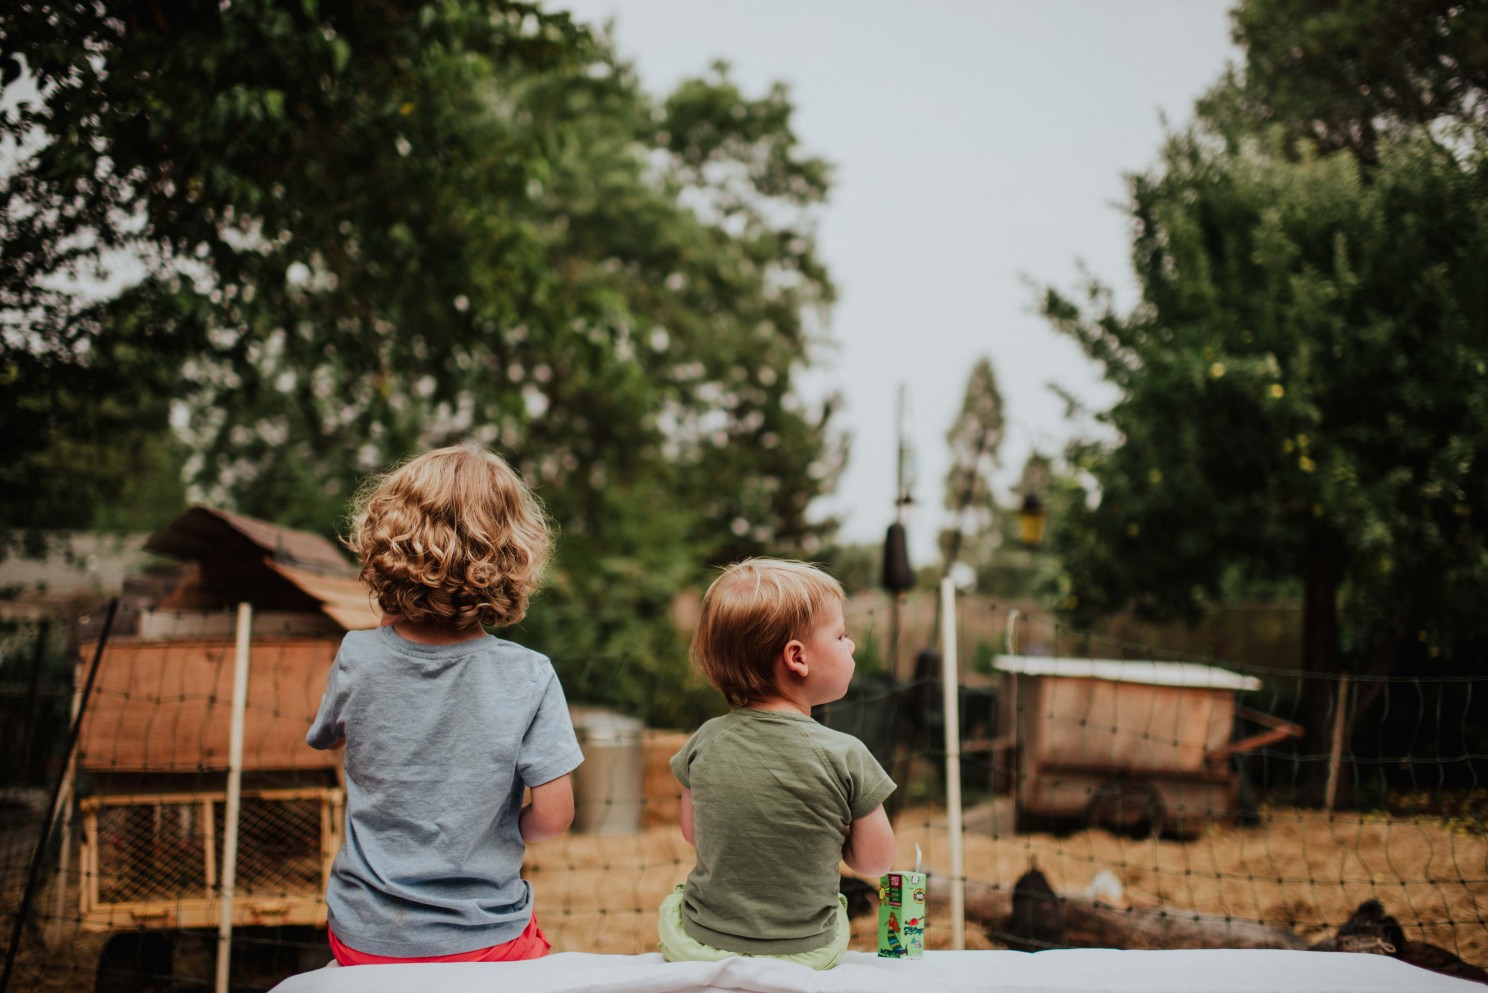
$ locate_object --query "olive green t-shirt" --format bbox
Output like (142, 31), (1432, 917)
(670, 708), (896, 955)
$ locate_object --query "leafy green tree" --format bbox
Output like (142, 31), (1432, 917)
(498, 54), (841, 722)
(1, 297), (192, 548)
(2, 0), (586, 552)
(938, 357), (1005, 579)
(1041, 0), (1488, 801)
(1227, 0), (1488, 166)
(2, 4), (842, 725)
(819, 540), (882, 597)
(1043, 119), (1488, 798)
(977, 451), (1057, 600)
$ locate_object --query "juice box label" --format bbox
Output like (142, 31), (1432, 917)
(877, 870), (926, 958)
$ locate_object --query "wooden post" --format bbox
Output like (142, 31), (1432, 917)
(1005, 610), (1022, 827)
(203, 799), (217, 896)
(48, 643), (82, 949)
(888, 593), (902, 679)
(1324, 674), (1350, 813)
(216, 604), (253, 993)
(1, 600), (116, 993)
(938, 578), (966, 950)
(19, 620), (50, 780)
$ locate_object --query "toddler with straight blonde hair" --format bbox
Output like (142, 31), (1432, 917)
(308, 443), (583, 966)
(661, 557), (897, 969)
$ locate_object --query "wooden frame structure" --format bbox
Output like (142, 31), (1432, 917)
(991, 656), (1301, 835)
(78, 786), (341, 932)
(56, 506), (376, 984)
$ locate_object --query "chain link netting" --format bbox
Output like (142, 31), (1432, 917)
(1, 599), (1485, 991)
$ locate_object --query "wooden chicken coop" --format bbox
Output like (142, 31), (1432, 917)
(991, 655), (1300, 836)
(65, 507), (380, 986)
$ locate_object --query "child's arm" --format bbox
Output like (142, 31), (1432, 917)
(520, 774), (575, 843)
(678, 788), (695, 846)
(842, 804), (895, 877)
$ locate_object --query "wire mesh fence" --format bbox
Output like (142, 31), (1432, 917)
(82, 790), (334, 920)
(1, 596), (1486, 991)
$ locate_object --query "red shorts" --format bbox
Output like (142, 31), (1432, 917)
(328, 913), (550, 966)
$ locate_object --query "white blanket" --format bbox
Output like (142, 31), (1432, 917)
(269, 948), (1483, 993)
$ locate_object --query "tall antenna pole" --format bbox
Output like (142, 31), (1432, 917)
(882, 384), (915, 675)
(895, 384), (911, 524)
(892, 386), (905, 673)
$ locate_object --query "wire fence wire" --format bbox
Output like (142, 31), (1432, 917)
(1, 597), (1486, 992)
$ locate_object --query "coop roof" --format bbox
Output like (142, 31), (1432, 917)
(993, 655), (1261, 692)
(266, 561), (380, 631)
(145, 506), (353, 574)
(145, 506), (380, 630)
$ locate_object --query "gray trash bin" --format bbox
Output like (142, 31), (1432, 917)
(570, 707), (645, 835)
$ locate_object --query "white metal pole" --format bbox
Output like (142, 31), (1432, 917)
(216, 603), (253, 993)
(938, 577), (966, 950)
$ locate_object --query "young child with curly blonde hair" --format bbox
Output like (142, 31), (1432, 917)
(661, 558), (897, 969)
(307, 443), (583, 965)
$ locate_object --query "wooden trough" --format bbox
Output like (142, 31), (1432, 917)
(990, 655), (1300, 836)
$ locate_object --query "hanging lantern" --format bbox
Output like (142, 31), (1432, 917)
(881, 522), (915, 592)
(1017, 493), (1047, 548)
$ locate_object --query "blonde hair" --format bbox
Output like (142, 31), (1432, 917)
(346, 444), (551, 630)
(691, 558), (845, 708)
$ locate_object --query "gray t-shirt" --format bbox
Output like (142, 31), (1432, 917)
(307, 626), (583, 957)
(670, 708), (895, 955)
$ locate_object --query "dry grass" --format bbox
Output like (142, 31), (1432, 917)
(532, 743), (1488, 967)
(919, 804), (1488, 963)
(9, 733), (1483, 985)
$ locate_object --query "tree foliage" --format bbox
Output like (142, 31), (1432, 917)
(1048, 131), (1488, 630)
(1042, 1), (1488, 796)
(2, 3), (843, 725)
(1228, 0), (1488, 165)
(3, 0), (584, 541)
(938, 356), (1004, 576)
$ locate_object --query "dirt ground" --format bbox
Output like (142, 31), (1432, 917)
(528, 805), (1488, 964)
(532, 733), (1488, 965)
(5, 733), (1483, 989)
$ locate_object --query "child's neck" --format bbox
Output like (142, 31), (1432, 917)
(747, 693), (824, 717)
(391, 621), (488, 645)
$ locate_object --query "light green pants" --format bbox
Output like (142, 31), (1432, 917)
(657, 886), (851, 971)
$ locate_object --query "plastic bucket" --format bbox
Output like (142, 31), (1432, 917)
(570, 707), (645, 835)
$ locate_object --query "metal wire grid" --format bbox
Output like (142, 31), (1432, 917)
(84, 789), (335, 909)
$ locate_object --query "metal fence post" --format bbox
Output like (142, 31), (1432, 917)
(939, 578), (966, 950)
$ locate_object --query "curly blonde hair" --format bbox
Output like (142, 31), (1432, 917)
(691, 558), (844, 708)
(346, 444), (552, 630)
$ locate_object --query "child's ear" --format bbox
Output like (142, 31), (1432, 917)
(781, 638), (809, 679)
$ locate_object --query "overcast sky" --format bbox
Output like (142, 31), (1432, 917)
(559, 0), (1241, 562)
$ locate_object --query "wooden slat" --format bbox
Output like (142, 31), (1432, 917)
(78, 895), (328, 932)
(267, 562), (381, 631)
(77, 639), (339, 772)
(1032, 676), (1234, 774)
(81, 787), (334, 809)
(1033, 761), (1236, 784)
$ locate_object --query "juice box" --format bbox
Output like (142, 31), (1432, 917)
(877, 870), (926, 958)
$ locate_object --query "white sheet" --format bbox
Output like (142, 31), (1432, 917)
(269, 948), (1483, 993)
